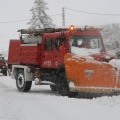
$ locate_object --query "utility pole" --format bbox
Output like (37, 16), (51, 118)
(62, 7), (65, 26)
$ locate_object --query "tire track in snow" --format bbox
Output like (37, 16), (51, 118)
(0, 82), (23, 120)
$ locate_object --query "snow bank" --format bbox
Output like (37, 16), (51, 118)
(0, 76), (120, 120)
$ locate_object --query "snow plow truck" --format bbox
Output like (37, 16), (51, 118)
(8, 25), (120, 96)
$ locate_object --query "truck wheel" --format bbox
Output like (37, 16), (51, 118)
(50, 85), (58, 91)
(3, 71), (7, 76)
(58, 72), (70, 96)
(16, 70), (32, 92)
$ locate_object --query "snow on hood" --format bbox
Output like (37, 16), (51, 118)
(71, 46), (100, 57)
(109, 59), (120, 69)
(70, 46), (120, 70)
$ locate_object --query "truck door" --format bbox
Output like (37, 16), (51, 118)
(54, 37), (67, 68)
(41, 38), (55, 68)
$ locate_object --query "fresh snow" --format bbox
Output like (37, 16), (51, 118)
(71, 46), (120, 69)
(109, 59), (120, 70)
(0, 76), (120, 120)
(71, 46), (100, 57)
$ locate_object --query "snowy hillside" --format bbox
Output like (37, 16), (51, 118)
(0, 76), (120, 120)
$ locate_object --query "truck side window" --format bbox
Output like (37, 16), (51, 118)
(44, 39), (54, 51)
(55, 37), (66, 51)
(0, 57), (4, 61)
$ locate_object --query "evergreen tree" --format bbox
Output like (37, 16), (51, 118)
(27, 0), (55, 29)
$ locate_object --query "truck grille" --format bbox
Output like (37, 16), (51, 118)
(0, 66), (3, 69)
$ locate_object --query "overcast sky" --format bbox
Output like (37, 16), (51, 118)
(0, 0), (120, 51)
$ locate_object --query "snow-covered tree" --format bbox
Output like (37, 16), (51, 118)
(101, 23), (120, 50)
(27, 0), (55, 29)
(0, 49), (8, 60)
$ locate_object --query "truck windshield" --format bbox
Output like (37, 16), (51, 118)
(70, 36), (105, 51)
(0, 57), (5, 62)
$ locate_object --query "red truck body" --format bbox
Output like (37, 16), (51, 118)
(8, 29), (115, 68)
(8, 40), (41, 65)
(8, 26), (116, 96)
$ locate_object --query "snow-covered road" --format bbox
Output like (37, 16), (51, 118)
(0, 76), (120, 120)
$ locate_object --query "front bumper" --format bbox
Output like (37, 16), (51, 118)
(0, 68), (7, 73)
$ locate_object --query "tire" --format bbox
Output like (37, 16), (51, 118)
(69, 92), (78, 98)
(58, 72), (70, 96)
(3, 71), (7, 76)
(16, 70), (32, 92)
(50, 85), (58, 91)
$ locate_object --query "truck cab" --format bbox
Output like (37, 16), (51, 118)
(40, 26), (115, 69)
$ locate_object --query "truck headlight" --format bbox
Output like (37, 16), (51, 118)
(105, 55), (110, 59)
(3, 66), (5, 68)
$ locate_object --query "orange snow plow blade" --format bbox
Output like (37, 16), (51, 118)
(64, 53), (120, 93)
